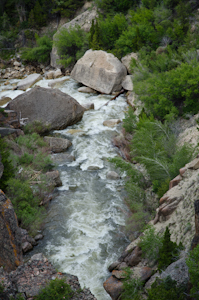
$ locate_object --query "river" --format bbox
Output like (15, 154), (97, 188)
(0, 77), (130, 300)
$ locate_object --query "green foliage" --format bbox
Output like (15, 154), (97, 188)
(186, 244), (199, 299)
(94, 0), (139, 14)
(147, 276), (187, 300)
(54, 25), (89, 67)
(121, 268), (143, 300)
(24, 120), (51, 135)
(158, 227), (183, 272)
(6, 178), (45, 235)
(21, 34), (52, 64)
(35, 278), (74, 300)
(139, 225), (163, 264)
(16, 133), (47, 150)
(0, 137), (14, 191)
(52, 0), (84, 18)
(130, 116), (193, 197)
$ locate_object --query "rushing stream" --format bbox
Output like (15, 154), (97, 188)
(0, 77), (130, 300)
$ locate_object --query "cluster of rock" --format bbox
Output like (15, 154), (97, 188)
(0, 253), (97, 300)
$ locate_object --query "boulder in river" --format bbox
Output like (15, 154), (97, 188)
(7, 86), (85, 132)
(71, 50), (127, 94)
(0, 190), (23, 271)
(17, 73), (42, 90)
(44, 136), (72, 153)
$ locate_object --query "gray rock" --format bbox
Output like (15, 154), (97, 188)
(103, 119), (121, 127)
(160, 258), (189, 285)
(121, 52), (138, 74)
(71, 50), (127, 94)
(48, 77), (69, 88)
(22, 242), (33, 253)
(44, 136), (72, 153)
(122, 75), (133, 91)
(7, 86), (85, 132)
(106, 171), (120, 180)
(17, 73), (42, 90)
(103, 276), (123, 300)
(78, 86), (97, 93)
(108, 261), (120, 272)
(34, 234), (44, 241)
(45, 170), (62, 187)
(83, 103), (95, 111)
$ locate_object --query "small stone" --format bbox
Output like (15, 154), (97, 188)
(106, 171), (120, 180)
(108, 261), (120, 272)
(103, 119), (121, 127)
(103, 276), (123, 300)
(34, 234), (44, 241)
(78, 86), (97, 93)
(169, 175), (182, 189)
(22, 242), (33, 253)
(83, 103), (95, 110)
(112, 270), (127, 279)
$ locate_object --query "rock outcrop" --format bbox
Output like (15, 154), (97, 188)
(7, 86), (85, 132)
(51, 6), (98, 68)
(121, 52), (138, 74)
(0, 190), (23, 272)
(71, 50), (127, 94)
(0, 253), (97, 300)
(44, 136), (72, 153)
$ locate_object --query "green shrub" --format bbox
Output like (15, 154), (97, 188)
(24, 120), (50, 135)
(16, 133), (47, 151)
(35, 278), (74, 300)
(158, 227), (183, 272)
(186, 244), (199, 299)
(139, 225), (163, 264)
(32, 151), (53, 172)
(18, 152), (34, 165)
(147, 276), (187, 300)
(121, 268), (143, 300)
(54, 25), (89, 67)
(0, 137), (14, 191)
(21, 34), (52, 64)
(94, 0), (138, 14)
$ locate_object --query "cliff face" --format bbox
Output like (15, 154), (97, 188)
(0, 190), (23, 272)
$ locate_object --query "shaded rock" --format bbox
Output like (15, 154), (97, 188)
(83, 103), (95, 110)
(0, 128), (23, 138)
(169, 175), (182, 189)
(106, 171), (120, 180)
(179, 167), (187, 177)
(161, 258), (189, 285)
(121, 52), (138, 74)
(17, 74), (42, 90)
(117, 262), (128, 270)
(191, 199), (199, 250)
(103, 276), (123, 300)
(44, 136), (72, 153)
(78, 86), (97, 93)
(112, 270), (126, 280)
(0, 97), (11, 106)
(140, 267), (153, 282)
(45, 170), (62, 187)
(124, 246), (142, 267)
(87, 165), (100, 170)
(45, 70), (54, 79)
(71, 50), (127, 94)
(122, 75), (133, 91)
(108, 261), (120, 272)
(51, 153), (75, 164)
(7, 86), (85, 132)
(103, 119), (121, 127)
(34, 234), (44, 241)
(22, 242), (33, 253)
(144, 273), (160, 290)
(0, 190), (23, 271)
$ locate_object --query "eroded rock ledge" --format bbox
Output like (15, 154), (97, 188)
(0, 253), (97, 300)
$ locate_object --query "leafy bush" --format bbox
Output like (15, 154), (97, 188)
(186, 244), (199, 299)
(21, 34), (52, 64)
(0, 137), (14, 191)
(158, 227), (183, 272)
(94, 0), (139, 14)
(139, 225), (163, 264)
(147, 276), (187, 300)
(35, 278), (74, 300)
(24, 120), (51, 135)
(6, 178), (45, 235)
(121, 268), (143, 300)
(54, 25), (89, 67)
(16, 133), (47, 150)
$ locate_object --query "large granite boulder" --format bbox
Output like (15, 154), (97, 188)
(71, 50), (127, 94)
(7, 86), (85, 132)
(51, 6), (98, 68)
(121, 52), (138, 74)
(0, 190), (23, 271)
